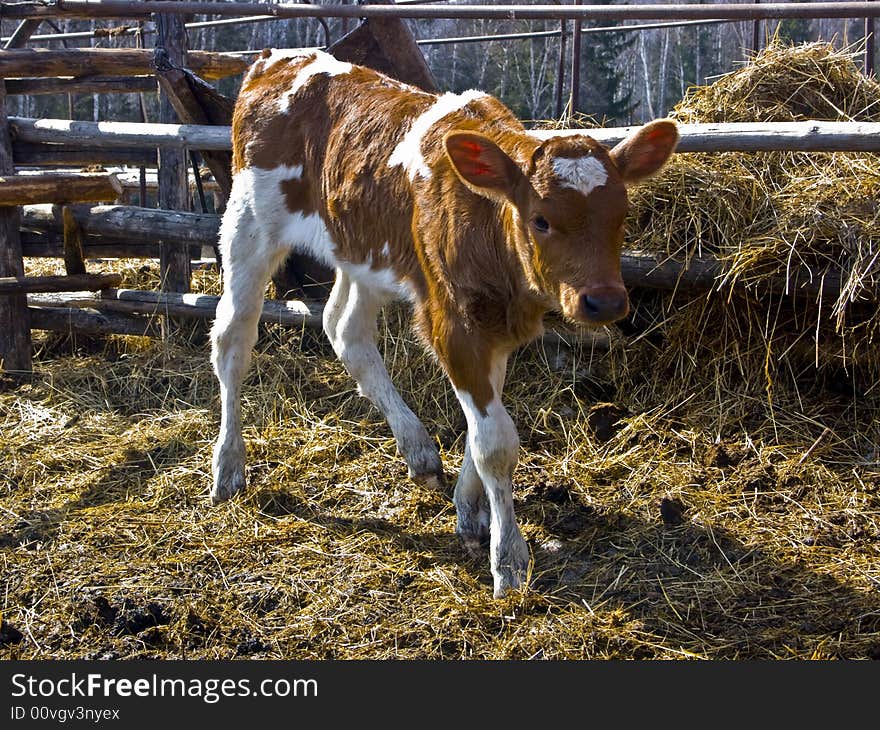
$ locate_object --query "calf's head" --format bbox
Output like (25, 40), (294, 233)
(444, 120), (679, 326)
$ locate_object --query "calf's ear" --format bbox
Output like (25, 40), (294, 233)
(444, 131), (523, 201)
(610, 119), (679, 185)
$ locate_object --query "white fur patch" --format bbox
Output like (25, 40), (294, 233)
(552, 155), (609, 196)
(279, 50), (352, 112)
(260, 47), (318, 71)
(342, 259), (413, 301)
(388, 89), (486, 180)
(381, 241), (391, 258)
(231, 166), (413, 302)
(234, 166), (336, 265)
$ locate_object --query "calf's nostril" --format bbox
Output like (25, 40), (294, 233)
(580, 294), (601, 317)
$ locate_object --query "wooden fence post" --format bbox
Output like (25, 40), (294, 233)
(156, 5), (192, 297)
(0, 80), (32, 374)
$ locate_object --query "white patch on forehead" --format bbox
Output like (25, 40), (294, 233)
(278, 50), (352, 112)
(387, 89), (486, 181)
(552, 155), (609, 196)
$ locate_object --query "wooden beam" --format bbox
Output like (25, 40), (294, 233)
(21, 203), (220, 248)
(30, 288), (324, 329)
(9, 117), (231, 150)
(153, 49), (233, 200)
(0, 79), (32, 373)
(4, 19), (42, 49)
(62, 206), (87, 275)
(21, 231), (158, 259)
(12, 141), (157, 167)
(28, 306), (159, 337)
(5, 76), (157, 96)
(12, 118), (880, 153)
(156, 6), (193, 296)
(0, 49), (247, 81)
(531, 121), (880, 152)
(0, 273), (122, 294)
(619, 251), (846, 298)
(0, 173), (122, 205)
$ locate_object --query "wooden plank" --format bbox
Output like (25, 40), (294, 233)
(21, 203), (220, 247)
(28, 306), (159, 337)
(30, 288), (324, 329)
(12, 141), (157, 167)
(21, 232), (158, 259)
(4, 19), (42, 49)
(5, 76), (157, 96)
(14, 169), (220, 194)
(156, 6), (193, 296)
(153, 49), (233, 199)
(0, 48), (246, 81)
(62, 206), (87, 275)
(0, 173), (122, 205)
(619, 250), (846, 297)
(531, 120), (880, 152)
(328, 0), (438, 92)
(0, 273), (122, 294)
(9, 117), (231, 150)
(12, 118), (880, 153)
(0, 79), (32, 373)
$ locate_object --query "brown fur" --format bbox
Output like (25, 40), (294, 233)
(232, 52), (677, 410)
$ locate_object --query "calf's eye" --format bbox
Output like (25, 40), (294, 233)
(532, 216), (550, 234)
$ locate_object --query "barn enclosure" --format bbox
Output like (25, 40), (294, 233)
(1, 1), (880, 660)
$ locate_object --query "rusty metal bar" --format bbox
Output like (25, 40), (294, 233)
(5, 2), (880, 22)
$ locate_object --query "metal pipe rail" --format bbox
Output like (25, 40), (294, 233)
(3, 2), (880, 22)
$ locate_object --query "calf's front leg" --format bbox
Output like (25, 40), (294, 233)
(452, 354), (530, 597)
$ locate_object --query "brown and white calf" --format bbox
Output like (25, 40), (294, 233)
(211, 49), (678, 597)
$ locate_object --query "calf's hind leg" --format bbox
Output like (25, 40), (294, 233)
(210, 192), (288, 503)
(324, 273), (443, 485)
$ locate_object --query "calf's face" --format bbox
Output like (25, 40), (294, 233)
(444, 120), (679, 327)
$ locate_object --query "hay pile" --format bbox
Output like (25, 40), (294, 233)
(625, 40), (880, 406)
(2, 41), (880, 661)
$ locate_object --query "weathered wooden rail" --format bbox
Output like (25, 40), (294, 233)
(0, 48), (247, 81)
(11, 117), (880, 153)
(2, 0), (879, 369)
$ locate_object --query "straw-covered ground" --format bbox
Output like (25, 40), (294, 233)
(1, 41), (879, 660)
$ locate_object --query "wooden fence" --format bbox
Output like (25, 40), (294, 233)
(1, 1), (879, 374)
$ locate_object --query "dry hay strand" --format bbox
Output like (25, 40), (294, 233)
(673, 37), (880, 124)
(4, 41), (880, 660)
(626, 39), (880, 394)
(2, 303), (880, 660)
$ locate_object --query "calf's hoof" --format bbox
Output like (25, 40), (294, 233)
(405, 445), (445, 491)
(211, 466), (245, 504)
(456, 504), (490, 558)
(491, 536), (531, 599)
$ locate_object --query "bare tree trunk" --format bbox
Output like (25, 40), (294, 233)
(658, 28), (671, 116)
(639, 33), (655, 119)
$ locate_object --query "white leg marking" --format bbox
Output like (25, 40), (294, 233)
(210, 175), (290, 503)
(387, 89), (486, 180)
(328, 276), (442, 483)
(455, 355), (530, 598)
(454, 439), (490, 556)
